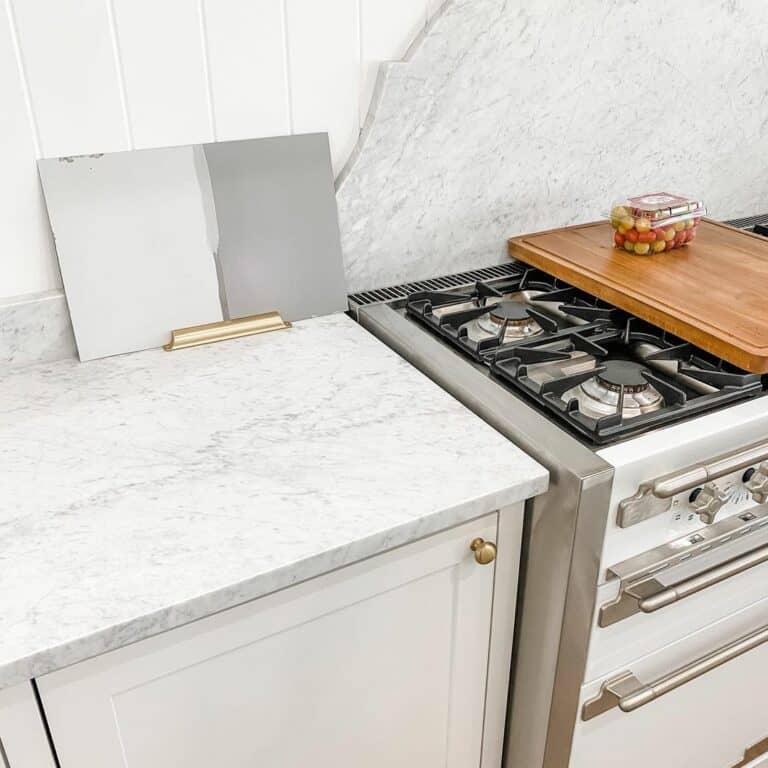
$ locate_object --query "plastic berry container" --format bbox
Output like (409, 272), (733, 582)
(609, 192), (706, 255)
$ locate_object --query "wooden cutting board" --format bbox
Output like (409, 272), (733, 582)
(508, 219), (768, 373)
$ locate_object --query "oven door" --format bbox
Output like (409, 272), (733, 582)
(570, 594), (768, 768)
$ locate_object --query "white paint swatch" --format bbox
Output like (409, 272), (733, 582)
(38, 147), (223, 361)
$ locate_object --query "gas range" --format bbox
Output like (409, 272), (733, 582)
(350, 226), (768, 768)
(401, 265), (765, 445)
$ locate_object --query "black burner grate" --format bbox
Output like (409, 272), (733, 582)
(403, 270), (765, 445)
(405, 267), (616, 361)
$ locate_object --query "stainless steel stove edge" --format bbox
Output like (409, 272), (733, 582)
(356, 302), (614, 768)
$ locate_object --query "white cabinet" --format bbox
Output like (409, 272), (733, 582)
(38, 509), (522, 768)
(0, 682), (56, 767)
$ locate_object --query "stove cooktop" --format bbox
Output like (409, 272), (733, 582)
(401, 264), (766, 445)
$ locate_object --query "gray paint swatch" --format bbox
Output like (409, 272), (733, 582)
(203, 134), (347, 323)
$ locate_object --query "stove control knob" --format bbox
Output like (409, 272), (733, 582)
(745, 462), (768, 504)
(688, 483), (729, 525)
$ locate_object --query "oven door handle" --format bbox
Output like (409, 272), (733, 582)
(582, 623), (768, 721)
(639, 542), (768, 613)
(600, 541), (768, 627)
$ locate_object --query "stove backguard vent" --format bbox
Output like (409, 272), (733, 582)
(347, 262), (521, 309)
(725, 213), (768, 229)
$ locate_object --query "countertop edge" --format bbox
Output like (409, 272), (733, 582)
(0, 469), (547, 690)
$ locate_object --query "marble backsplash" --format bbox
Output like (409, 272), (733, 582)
(337, 0), (768, 293)
(0, 291), (76, 369)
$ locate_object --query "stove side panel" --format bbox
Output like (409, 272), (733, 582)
(356, 303), (614, 768)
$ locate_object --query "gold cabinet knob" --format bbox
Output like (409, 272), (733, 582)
(470, 538), (497, 565)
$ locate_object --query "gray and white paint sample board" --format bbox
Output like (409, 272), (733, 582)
(38, 134), (347, 362)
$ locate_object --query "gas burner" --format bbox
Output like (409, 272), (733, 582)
(596, 360), (652, 393)
(476, 301), (544, 339)
(562, 360), (665, 420)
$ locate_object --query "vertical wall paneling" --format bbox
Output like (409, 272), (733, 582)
(105, 0), (134, 148)
(203, 0), (290, 142)
(0, 0), (441, 299)
(9, 0), (127, 157)
(280, 0), (294, 134)
(197, 0), (216, 141)
(286, 0), (360, 174)
(359, 0), (428, 124)
(0, 1), (58, 294)
(112, 0), (212, 149)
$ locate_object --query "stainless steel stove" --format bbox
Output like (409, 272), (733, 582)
(349, 218), (768, 768)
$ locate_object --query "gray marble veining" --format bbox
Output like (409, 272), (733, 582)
(338, 0), (768, 293)
(0, 313), (547, 689)
(0, 291), (76, 370)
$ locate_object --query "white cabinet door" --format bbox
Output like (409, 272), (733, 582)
(0, 682), (56, 767)
(39, 511), (515, 768)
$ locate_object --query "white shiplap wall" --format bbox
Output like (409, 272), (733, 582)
(0, 0), (444, 299)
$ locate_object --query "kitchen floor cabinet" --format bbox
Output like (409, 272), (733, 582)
(38, 509), (522, 768)
(0, 682), (56, 767)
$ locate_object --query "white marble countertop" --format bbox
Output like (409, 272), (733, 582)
(0, 313), (547, 690)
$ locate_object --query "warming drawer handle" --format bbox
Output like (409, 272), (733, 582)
(599, 542), (768, 626)
(582, 623), (768, 721)
(639, 543), (768, 613)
